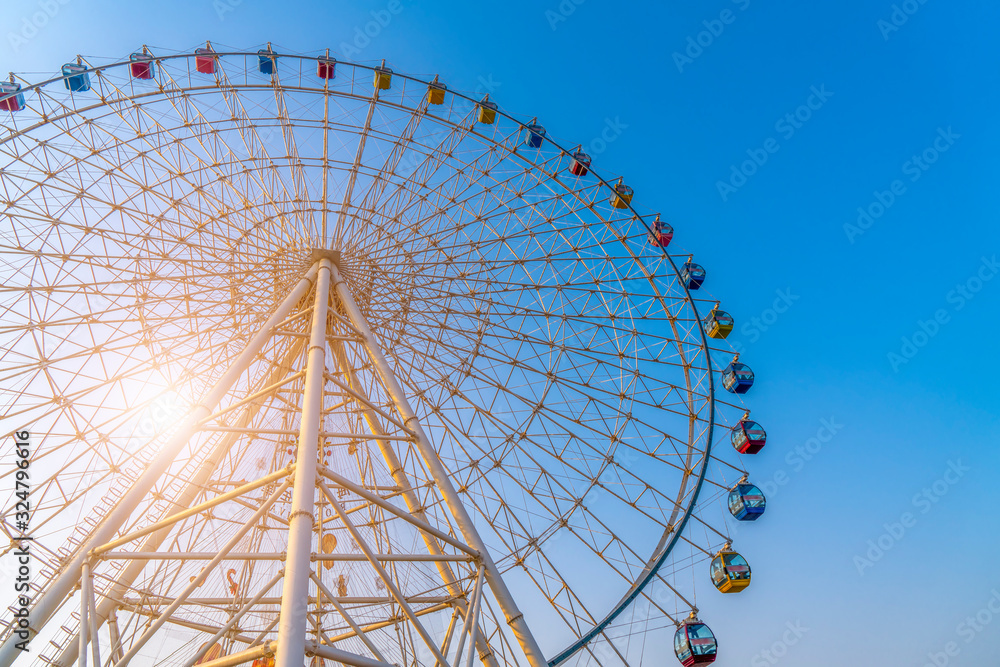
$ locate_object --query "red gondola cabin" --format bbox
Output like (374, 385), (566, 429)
(569, 151), (591, 176)
(195, 46), (216, 74)
(674, 619), (718, 666)
(731, 417), (766, 454)
(317, 56), (336, 80)
(130, 52), (155, 80)
(0, 82), (25, 112)
(648, 215), (673, 248)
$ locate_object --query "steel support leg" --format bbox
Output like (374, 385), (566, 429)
(274, 258), (333, 666)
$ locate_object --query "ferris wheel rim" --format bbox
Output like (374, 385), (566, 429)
(0, 48), (729, 666)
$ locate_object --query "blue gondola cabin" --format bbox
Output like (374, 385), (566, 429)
(674, 620), (718, 666)
(681, 262), (705, 290)
(258, 49), (276, 75)
(729, 483), (766, 521)
(130, 52), (155, 80)
(477, 100), (497, 124)
(648, 215), (673, 248)
(722, 361), (754, 394)
(704, 308), (734, 339)
(317, 57), (336, 80)
(374, 66), (392, 90)
(427, 81), (446, 105)
(0, 82), (25, 112)
(611, 183), (633, 209)
(710, 550), (751, 593)
(525, 123), (545, 148)
(195, 47), (216, 74)
(62, 63), (90, 93)
(731, 418), (766, 454)
(569, 151), (591, 176)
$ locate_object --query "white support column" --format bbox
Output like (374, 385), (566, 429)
(330, 264), (546, 667)
(274, 258), (333, 667)
(78, 561), (90, 667)
(0, 266), (320, 667)
(107, 615), (124, 664)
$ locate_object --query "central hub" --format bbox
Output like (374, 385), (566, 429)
(310, 248), (342, 268)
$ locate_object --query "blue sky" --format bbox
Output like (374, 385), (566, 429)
(3, 0), (997, 664)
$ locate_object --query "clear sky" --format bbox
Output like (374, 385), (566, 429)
(2, 0), (997, 665)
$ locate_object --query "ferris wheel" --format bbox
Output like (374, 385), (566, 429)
(0, 43), (771, 667)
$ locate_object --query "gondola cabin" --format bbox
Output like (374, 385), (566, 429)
(569, 151), (591, 176)
(194, 643), (224, 664)
(62, 63), (90, 93)
(478, 100), (497, 124)
(251, 657), (276, 667)
(704, 308), (733, 339)
(611, 183), (633, 209)
(0, 82), (25, 112)
(722, 361), (754, 394)
(731, 418), (766, 454)
(129, 52), (155, 80)
(374, 66), (392, 90)
(673, 620), (718, 666)
(258, 49), (276, 75)
(525, 123), (546, 148)
(427, 81), (446, 105)
(317, 57), (336, 80)
(648, 215), (673, 248)
(681, 262), (706, 290)
(195, 47), (216, 74)
(728, 483), (766, 521)
(710, 550), (751, 593)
